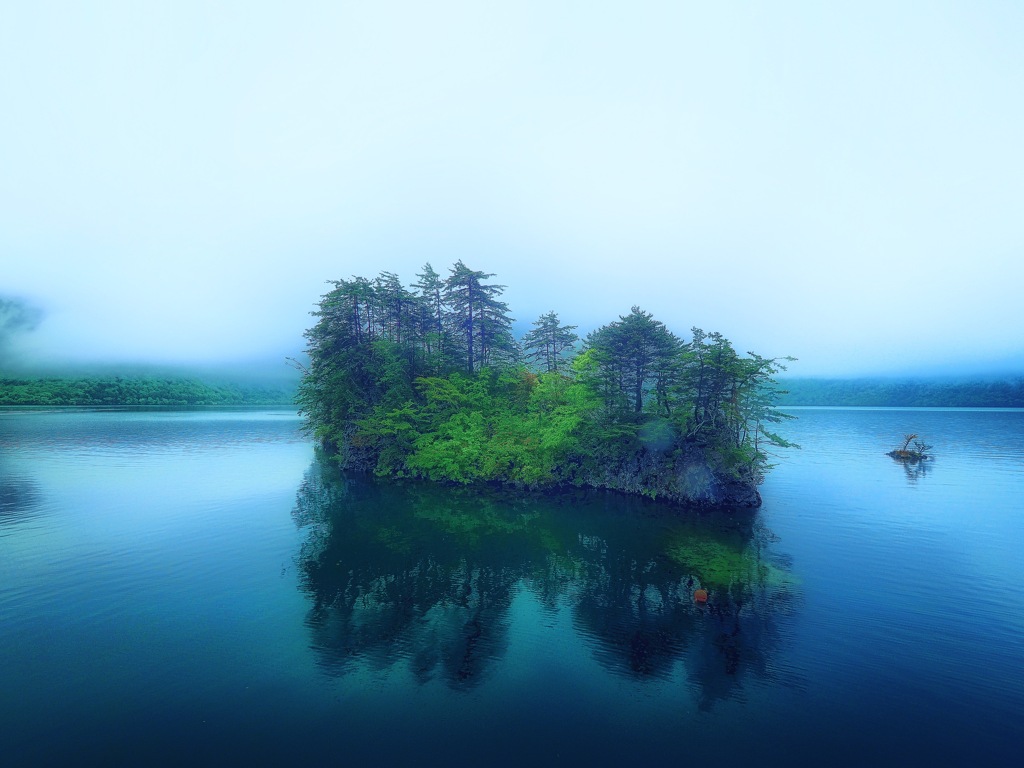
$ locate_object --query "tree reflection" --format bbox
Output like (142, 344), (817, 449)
(292, 454), (798, 705)
(890, 455), (933, 484)
(292, 458), (519, 689)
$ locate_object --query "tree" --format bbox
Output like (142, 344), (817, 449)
(443, 261), (518, 373)
(296, 277), (404, 439)
(413, 262), (448, 369)
(674, 329), (795, 481)
(374, 271), (418, 347)
(522, 311), (579, 373)
(584, 307), (682, 415)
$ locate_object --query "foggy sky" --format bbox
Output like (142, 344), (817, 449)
(2, 1), (1022, 377)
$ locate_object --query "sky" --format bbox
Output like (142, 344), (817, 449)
(2, 0), (1022, 378)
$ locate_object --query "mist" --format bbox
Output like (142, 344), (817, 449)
(0, 297), (45, 368)
(2, 2), (1022, 380)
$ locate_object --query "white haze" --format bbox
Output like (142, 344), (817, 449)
(2, 1), (1022, 377)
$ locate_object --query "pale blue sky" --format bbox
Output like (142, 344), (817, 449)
(2, 1), (1022, 376)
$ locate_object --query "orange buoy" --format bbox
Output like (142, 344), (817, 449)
(694, 589), (708, 603)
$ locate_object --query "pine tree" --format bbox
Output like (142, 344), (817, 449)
(443, 261), (518, 373)
(522, 311), (579, 373)
(584, 307), (681, 415)
(413, 263), (447, 367)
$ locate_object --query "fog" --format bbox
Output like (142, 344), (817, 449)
(3, 2), (1022, 378)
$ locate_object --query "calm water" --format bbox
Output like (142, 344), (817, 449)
(1, 407), (1022, 766)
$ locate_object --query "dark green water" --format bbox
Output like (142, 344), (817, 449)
(1, 408), (1022, 766)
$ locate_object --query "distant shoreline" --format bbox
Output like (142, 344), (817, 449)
(776, 376), (1024, 408)
(0, 375), (297, 408)
(0, 404), (300, 414)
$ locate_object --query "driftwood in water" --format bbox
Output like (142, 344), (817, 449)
(887, 433), (932, 462)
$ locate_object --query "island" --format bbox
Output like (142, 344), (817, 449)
(296, 261), (795, 508)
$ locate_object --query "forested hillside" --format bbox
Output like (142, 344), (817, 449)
(777, 377), (1024, 407)
(0, 376), (296, 406)
(297, 261), (794, 507)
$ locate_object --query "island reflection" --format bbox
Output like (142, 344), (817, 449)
(890, 455), (933, 484)
(292, 455), (798, 708)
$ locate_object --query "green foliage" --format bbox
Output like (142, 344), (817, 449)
(777, 377), (1024, 408)
(355, 370), (591, 487)
(298, 263), (793, 505)
(0, 376), (295, 406)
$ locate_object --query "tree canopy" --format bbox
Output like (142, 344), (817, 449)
(522, 311), (578, 374)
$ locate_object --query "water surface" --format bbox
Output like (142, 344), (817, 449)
(1, 407), (1021, 766)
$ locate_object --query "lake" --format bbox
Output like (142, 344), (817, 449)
(1, 407), (1022, 766)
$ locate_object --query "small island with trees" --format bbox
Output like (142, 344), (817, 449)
(297, 261), (795, 508)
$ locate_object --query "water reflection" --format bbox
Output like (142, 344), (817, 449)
(889, 455), (933, 484)
(292, 455), (798, 705)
